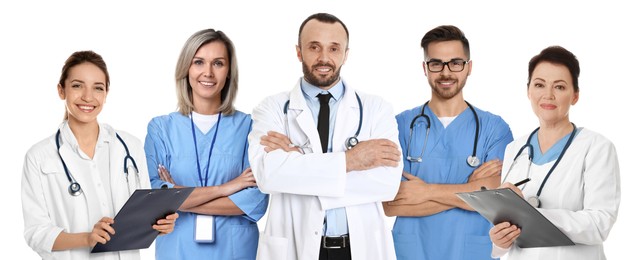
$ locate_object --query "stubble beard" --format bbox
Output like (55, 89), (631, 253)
(429, 76), (467, 100)
(302, 61), (342, 88)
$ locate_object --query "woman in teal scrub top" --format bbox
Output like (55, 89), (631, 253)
(144, 29), (268, 260)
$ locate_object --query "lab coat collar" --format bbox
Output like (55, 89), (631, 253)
(332, 82), (361, 152)
(287, 78), (361, 153)
(57, 121), (113, 156)
(300, 78), (345, 102)
(287, 79), (319, 153)
(57, 122), (128, 213)
(289, 78), (358, 111)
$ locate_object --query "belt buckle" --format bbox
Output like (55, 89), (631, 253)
(322, 235), (347, 249)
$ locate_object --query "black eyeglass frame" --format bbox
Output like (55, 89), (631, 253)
(425, 59), (470, 72)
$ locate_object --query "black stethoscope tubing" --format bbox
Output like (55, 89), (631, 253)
(283, 92), (363, 150)
(407, 100), (480, 167)
(116, 133), (138, 176)
(56, 130), (80, 196)
(534, 123), (577, 197)
(509, 123), (577, 208)
(406, 103), (431, 163)
(55, 129), (139, 196)
(468, 102), (480, 166)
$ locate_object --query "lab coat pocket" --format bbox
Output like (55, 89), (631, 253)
(231, 223), (259, 259)
(392, 232), (425, 259)
(462, 234), (493, 260)
(40, 159), (67, 190)
(40, 159), (63, 175)
(39, 159), (83, 212)
(256, 232), (288, 260)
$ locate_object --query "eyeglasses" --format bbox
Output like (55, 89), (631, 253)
(425, 59), (469, 72)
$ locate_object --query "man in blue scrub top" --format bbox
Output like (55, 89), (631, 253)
(383, 25), (513, 260)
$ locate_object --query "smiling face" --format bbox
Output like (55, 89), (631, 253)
(188, 40), (229, 111)
(528, 61), (579, 125)
(58, 62), (107, 126)
(296, 19), (349, 89)
(423, 40), (472, 101)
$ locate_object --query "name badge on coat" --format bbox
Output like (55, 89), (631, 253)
(194, 214), (215, 243)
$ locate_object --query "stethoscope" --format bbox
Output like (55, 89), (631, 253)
(283, 92), (363, 152)
(502, 123), (577, 208)
(56, 129), (139, 196)
(406, 100), (481, 167)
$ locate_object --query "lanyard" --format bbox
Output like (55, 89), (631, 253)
(190, 112), (221, 187)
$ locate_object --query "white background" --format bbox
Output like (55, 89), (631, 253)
(1, 0), (636, 259)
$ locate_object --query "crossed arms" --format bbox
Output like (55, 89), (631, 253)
(383, 159), (502, 217)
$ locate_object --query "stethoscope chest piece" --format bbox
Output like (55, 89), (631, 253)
(467, 155), (480, 167)
(527, 196), (541, 208)
(68, 182), (82, 196)
(408, 100), (481, 168)
(407, 155), (423, 163)
(56, 128), (137, 197)
(345, 136), (359, 150)
(283, 90), (364, 152)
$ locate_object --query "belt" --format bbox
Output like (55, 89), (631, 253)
(322, 235), (350, 249)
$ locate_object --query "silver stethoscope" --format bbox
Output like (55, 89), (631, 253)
(502, 123), (577, 208)
(283, 92), (363, 152)
(406, 100), (481, 167)
(56, 129), (139, 196)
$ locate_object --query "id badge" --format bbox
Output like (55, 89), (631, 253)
(194, 214), (215, 243)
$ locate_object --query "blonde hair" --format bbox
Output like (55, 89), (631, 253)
(175, 29), (239, 116)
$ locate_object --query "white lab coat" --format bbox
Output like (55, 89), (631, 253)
(21, 122), (150, 260)
(496, 128), (620, 260)
(248, 79), (402, 260)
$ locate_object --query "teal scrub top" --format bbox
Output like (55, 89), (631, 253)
(393, 104), (513, 260)
(145, 111), (268, 260)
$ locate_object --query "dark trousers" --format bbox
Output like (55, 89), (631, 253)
(319, 236), (351, 260)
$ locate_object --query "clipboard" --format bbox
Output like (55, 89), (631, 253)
(456, 188), (574, 248)
(91, 187), (194, 253)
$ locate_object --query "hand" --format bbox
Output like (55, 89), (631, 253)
(220, 168), (257, 196)
(499, 182), (524, 198)
(87, 217), (115, 247)
(345, 139), (401, 172)
(490, 222), (521, 249)
(386, 172), (430, 206)
(154, 212), (179, 235)
(260, 131), (302, 153)
(468, 159), (502, 182)
(158, 164), (175, 185)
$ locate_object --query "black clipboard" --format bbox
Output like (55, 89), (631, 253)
(456, 188), (574, 248)
(91, 187), (194, 253)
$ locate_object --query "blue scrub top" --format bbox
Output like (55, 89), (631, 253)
(144, 111), (268, 260)
(393, 104), (513, 260)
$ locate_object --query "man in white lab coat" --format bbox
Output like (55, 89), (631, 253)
(248, 13), (403, 260)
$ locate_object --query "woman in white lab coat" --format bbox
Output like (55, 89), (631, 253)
(21, 51), (178, 260)
(489, 46), (620, 259)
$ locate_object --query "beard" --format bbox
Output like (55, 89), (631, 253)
(302, 61), (342, 88)
(429, 75), (467, 100)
